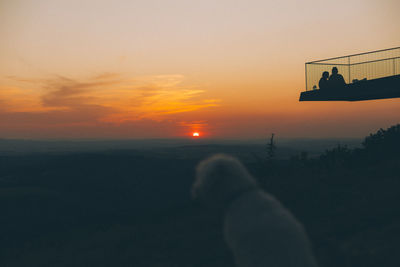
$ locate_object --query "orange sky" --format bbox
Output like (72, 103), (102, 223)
(1, 0), (400, 139)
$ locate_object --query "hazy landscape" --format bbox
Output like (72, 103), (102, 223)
(1, 1), (400, 266)
(1, 125), (399, 266)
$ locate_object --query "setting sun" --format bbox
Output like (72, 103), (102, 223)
(0, 0), (399, 140)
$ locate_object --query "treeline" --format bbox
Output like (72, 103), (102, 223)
(287, 124), (400, 169)
(253, 124), (400, 267)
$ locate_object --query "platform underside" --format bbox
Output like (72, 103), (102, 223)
(299, 75), (400, 101)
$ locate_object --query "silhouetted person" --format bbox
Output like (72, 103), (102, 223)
(329, 67), (346, 88)
(319, 71), (330, 90)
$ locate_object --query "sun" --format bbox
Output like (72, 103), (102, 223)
(192, 132), (200, 137)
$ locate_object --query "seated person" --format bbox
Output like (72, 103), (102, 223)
(318, 71), (330, 90)
(329, 67), (346, 88)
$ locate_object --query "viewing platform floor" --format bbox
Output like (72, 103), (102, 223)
(300, 75), (400, 101)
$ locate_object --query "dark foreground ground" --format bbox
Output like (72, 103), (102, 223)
(1, 127), (400, 267)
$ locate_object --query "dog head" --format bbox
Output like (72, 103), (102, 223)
(192, 154), (258, 210)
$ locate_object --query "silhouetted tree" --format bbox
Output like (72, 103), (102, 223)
(319, 144), (352, 168)
(300, 151), (308, 161)
(266, 133), (276, 161)
(362, 124), (400, 160)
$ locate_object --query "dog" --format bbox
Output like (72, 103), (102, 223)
(192, 154), (318, 267)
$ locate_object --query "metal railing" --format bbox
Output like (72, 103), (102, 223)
(305, 47), (400, 91)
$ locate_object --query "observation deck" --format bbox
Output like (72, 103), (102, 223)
(299, 47), (400, 101)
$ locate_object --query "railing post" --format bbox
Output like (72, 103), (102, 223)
(394, 58), (396, 76)
(348, 56), (351, 83)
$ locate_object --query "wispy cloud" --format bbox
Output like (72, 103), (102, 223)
(40, 76), (120, 108)
(92, 72), (121, 80)
(0, 86), (47, 112)
(178, 120), (209, 131)
(0, 73), (221, 137)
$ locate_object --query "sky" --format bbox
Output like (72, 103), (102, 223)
(1, 0), (400, 139)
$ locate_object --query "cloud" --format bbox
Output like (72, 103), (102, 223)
(0, 106), (112, 127)
(177, 120), (209, 130)
(5, 76), (44, 83)
(0, 73), (221, 138)
(92, 72), (121, 80)
(0, 86), (47, 112)
(40, 77), (117, 108)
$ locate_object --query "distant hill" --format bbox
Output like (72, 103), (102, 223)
(0, 125), (398, 266)
(0, 137), (361, 159)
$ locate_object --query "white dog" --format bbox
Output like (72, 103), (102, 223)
(192, 154), (318, 267)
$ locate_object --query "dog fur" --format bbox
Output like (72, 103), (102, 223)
(192, 154), (318, 267)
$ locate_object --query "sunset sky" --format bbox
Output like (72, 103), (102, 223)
(1, 0), (400, 139)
